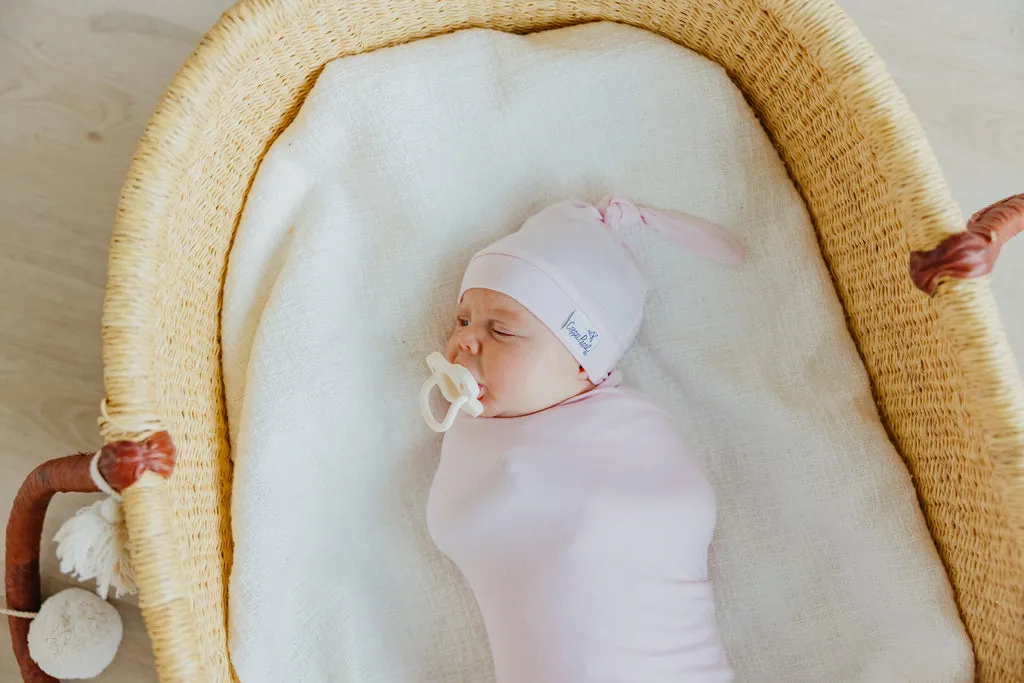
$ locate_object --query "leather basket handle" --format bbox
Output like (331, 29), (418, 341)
(910, 193), (1024, 295)
(5, 453), (99, 683)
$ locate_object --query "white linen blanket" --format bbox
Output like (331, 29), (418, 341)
(222, 22), (974, 683)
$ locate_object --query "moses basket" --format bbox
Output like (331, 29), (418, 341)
(5, 0), (1024, 681)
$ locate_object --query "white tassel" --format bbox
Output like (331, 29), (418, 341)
(54, 496), (136, 600)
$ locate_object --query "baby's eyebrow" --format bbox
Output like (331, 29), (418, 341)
(488, 309), (525, 325)
(453, 304), (525, 326)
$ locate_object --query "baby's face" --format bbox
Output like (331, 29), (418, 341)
(445, 288), (594, 418)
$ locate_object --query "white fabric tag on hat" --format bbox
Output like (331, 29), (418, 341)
(559, 310), (601, 357)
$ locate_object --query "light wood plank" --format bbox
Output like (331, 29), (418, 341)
(0, 0), (230, 679)
(0, 0), (1020, 680)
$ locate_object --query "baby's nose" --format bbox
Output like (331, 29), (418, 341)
(456, 326), (481, 354)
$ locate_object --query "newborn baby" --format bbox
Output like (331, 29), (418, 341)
(426, 197), (741, 683)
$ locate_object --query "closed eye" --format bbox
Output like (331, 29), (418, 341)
(492, 328), (515, 338)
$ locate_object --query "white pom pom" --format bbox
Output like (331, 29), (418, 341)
(27, 587), (123, 679)
(54, 497), (136, 599)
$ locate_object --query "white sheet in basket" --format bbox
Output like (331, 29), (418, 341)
(222, 22), (974, 683)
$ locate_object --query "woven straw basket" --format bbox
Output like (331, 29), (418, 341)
(24, 0), (1024, 681)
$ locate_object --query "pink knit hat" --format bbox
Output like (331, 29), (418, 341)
(459, 197), (745, 382)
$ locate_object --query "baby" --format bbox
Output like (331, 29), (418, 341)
(426, 197), (742, 683)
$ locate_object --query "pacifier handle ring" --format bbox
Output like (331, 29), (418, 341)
(440, 396), (468, 431)
(420, 377), (469, 433)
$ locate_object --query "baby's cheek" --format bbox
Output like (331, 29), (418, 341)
(482, 349), (518, 393)
(443, 333), (459, 363)
(480, 353), (506, 393)
(502, 350), (547, 400)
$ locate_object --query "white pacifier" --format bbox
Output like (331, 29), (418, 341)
(420, 352), (484, 432)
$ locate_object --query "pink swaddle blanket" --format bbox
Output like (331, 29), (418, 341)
(427, 373), (732, 683)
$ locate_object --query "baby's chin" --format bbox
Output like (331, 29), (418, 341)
(478, 396), (549, 419)
(478, 391), (502, 418)
(479, 390), (521, 418)
(476, 385), (570, 418)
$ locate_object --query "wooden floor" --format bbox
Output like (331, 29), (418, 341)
(0, 0), (1020, 680)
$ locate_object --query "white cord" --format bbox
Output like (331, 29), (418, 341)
(99, 397), (163, 439)
(0, 598), (37, 619)
(89, 452), (122, 501)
